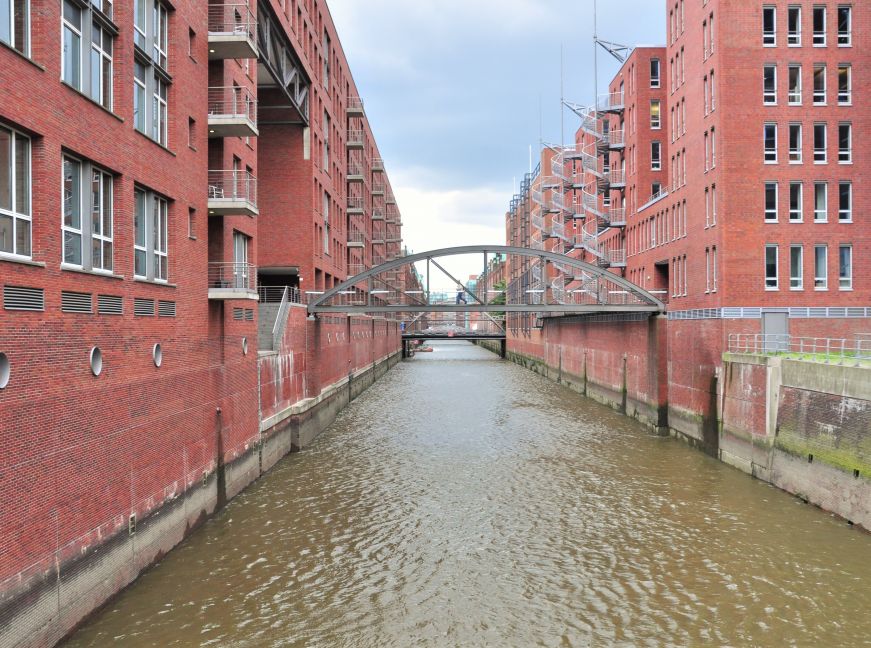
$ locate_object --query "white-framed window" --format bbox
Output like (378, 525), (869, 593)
(838, 122), (852, 163)
(133, 0), (147, 48)
(0, 125), (31, 259)
(134, 61), (147, 132)
(790, 245), (803, 290)
(651, 141), (661, 170)
(788, 5), (801, 45)
(839, 244), (852, 289)
(813, 5), (826, 46)
(789, 182), (803, 221)
(711, 184), (717, 225)
(152, 73), (168, 145)
(789, 123), (802, 163)
(705, 187), (710, 226)
(814, 182), (828, 222)
(764, 123), (778, 163)
(134, 186), (169, 281)
(838, 5), (851, 46)
(703, 19), (708, 59)
(62, 155), (114, 272)
(712, 246), (718, 291)
(323, 110), (330, 169)
(813, 64), (826, 104)
(710, 128), (716, 168)
(650, 58), (660, 88)
(134, 1), (171, 146)
(838, 64), (851, 104)
(0, 0), (29, 55)
(650, 100), (661, 129)
(839, 181), (852, 222)
(765, 182), (778, 221)
(814, 245), (828, 289)
(763, 64), (777, 104)
(788, 64), (802, 104)
(322, 190), (330, 254)
(813, 122), (827, 163)
(765, 244), (779, 289)
(62, 1), (114, 109)
(704, 132), (709, 171)
(763, 5), (776, 46)
(152, 0), (168, 69)
(705, 247), (711, 292)
(710, 70), (715, 110)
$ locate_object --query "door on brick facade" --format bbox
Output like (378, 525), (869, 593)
(762, 311), (789, 352)
(233, 231), (249, 289)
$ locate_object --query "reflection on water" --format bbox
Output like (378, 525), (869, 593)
(65, 341), (871, 647)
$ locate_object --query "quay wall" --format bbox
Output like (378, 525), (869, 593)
(0, 312), (401, 648)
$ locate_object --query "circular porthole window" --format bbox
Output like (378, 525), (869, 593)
(242, 337), (249, 355)
(0, 353), (10, 389)
(90, 347), (103, 376)
(153, 343), (163, 368)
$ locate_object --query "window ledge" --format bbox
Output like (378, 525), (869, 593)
(0, 40), (44, 71)
(60, 81), (124, 123)
(134, 278), (177, 288)
(0, 255), (45, 268)
(134, 130), (177, 157)
(60, 264), (124, 280)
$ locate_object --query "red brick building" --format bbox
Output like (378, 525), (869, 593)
(0, 1), (403, 645)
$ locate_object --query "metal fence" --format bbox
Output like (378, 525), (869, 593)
(728, 333), (871, 364)
(258, 285), (304, 304)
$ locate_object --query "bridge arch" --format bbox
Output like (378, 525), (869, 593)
(308, 245), (665, 315)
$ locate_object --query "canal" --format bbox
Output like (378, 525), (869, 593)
(64, 341), (871, 647)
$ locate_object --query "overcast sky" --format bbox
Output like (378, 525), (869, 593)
(328, 0), (665, 286)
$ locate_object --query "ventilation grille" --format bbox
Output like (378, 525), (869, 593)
(4, 285), (45, 311)
(97, 294), (123, 315)
(61, 291), (93, 314)
(233, 307), (244, 321)
(245, 309), (254, 321)
(158, 300), (176, 317)
(134, 298), (155, 316)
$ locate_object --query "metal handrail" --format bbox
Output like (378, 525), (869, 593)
(207, 86), (257, 124)
(347, 196), (364, 210)
(207, 170), (257, 205)
(347, 163), (364, 177)
(208, 262), (256, 291)
(272, 286), (290, 351)
(347, 129), (364, 144)
(728, 333), (871, 364)
(596, 91), (625, 112)
(348, 227), (365, 244)
(348, 97), (364, 112)
(208, 3), (256, 39)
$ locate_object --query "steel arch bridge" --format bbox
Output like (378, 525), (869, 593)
(307, 245), (665, 317)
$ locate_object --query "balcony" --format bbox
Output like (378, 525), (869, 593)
(347, 163), (364, 183)
(208, 170), (258, 216)
(208, 3), (257, 60)
(596, 92), (625, 114)
(348, 227), (365, 248)
(372, 182), (385, 196)
(348, 97), (364, 117)
(386, 194), (396, 205)
(372, 157), (384, 172)
(208, 262), (258, 300)
(347, 196), (364, 215)
(348, 264), (367, 278)
(208, 86), (258, 138)
(372, 208), (385, 221)
(346, 129), (364, 149)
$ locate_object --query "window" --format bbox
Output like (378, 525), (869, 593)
(650, 58), (660, 87)
(813, 123), (827, 163)
(838, 64), (851, 104)
(703, 20), (708, 58)
(134, 1), (171, 146)
(323, 110), (330, 168)
(62, 156), (113, 271)
(839, 245), (852, 289)
(61, 1), (114, 108)
(710, 129), (716, 168)
(839, 182), (852, 221)
(704, 132), (709, 171)
(0, 0), (29, 55)
(790, 246), (803, 290)
(711, 184), (717, 225)
(710, 70), (715, 110)
(763, 5), (776, 45)
(0, 126), (31, 258)
(134, 187), (169, 281)
(813, 6), (826, 46)
(323, 31), (331, 88)
(813, 64), (826, 104)
(838, 122), (852, 163)
(322, 191), (330, 254)
(650, 100), (661, 129)
(765, 245), (779, 289)
(789, 123), (802, 163)
(706, 247), (711, 292)
(814, 182), (827, 222)
(814, 245), (828, 289)
(788, 64), (802, 104)
(705, 187), (711, 226)
(789, 182), (803, 221)
(788, 6), (801, 45)
(838, 6), (851, 46)
(764, 123), (778, 163)
(765, 182), (778, 221)
(651, 141), (661, 170)
(763, 65), (777, 104)
(712, 246), (718, 292)
(652, 182), (662, 198)
(233, 231), (249, 288)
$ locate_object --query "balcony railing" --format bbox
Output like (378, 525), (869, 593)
(259, 285), (303, 304)
(728, 334), (871, 365)
(596, 92), (625, 113)
(346, 129), (364, 148)
(208, 86), (257, 137)
(208, 170), (258, 216)
(348, 227), (365, 246)
(372, 157), (384, 171)
(347, 163), (364, 180)
(208, 3), (258, 59)
(372, 208), (385, 220)
(347, 196), (364, 213)
(208, 262), (257, 297)
(348, 97), (364, 116)
(372, 182), (385, 195)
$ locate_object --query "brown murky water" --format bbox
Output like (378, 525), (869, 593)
(64, 341), (871, 647)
